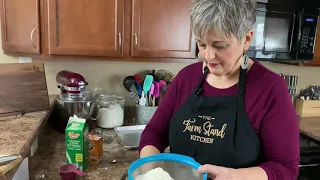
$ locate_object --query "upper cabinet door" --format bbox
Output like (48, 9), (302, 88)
(0, 0), (40, 54)
(48, 0), (124, 57)
(132, 0), (196, 58)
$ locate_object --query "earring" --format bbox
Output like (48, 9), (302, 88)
(241, 51), (248, 69)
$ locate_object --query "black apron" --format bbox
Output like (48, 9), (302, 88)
(169, 65), (262, 169)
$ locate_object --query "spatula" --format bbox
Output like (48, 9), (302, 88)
(139, 91), (147, 106)
(143, 75), (153, 106)
(153, 82), (160, 106)
(134, 74), (143, 84)
(134, 81), (142, 97)
(148, 83), (155, 106)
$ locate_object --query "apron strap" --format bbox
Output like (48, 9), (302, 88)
(193, 64), (247, 97)
(193, 66), (210, 95)
(238, 67), (247, 99)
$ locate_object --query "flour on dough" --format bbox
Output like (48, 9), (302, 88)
(135, 167), (174, 180)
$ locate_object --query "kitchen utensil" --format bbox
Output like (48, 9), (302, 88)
(298, 85), (320, 100)
(148, 84), (155, 106)
(128, 153), (208, 180)
(280, 74), (299, 103)
(0, 155), (18, 165)
(58, 164), (86, 180)
(129, 84), (140, 103)
(143, 75), (154, 106)
(114, 125), (146, 149)
(135, 104), (157, 125)
(123, 76), (136, 92)
(134, 81), (142, 97)
(159, 80), (167, 87)
(0, 62), (50, 115)
(134, 74), (143, 84)
(153, 82), (160, 106)
(147, 70), (159, 82)
(139, 91), (147, 106)
(0, 111), (25, 121)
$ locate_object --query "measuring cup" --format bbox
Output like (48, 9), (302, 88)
(58, 164), (86, 180)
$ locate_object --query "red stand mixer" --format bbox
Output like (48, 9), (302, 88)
(52, 70), (98, 133)
(56, 70), (89, 95)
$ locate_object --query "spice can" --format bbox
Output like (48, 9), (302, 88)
(88, 134), (103, 165)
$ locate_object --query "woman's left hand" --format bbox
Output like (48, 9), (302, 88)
(198, 164), (243, 180)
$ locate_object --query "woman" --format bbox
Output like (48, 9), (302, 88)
(139, 0), (300, 179)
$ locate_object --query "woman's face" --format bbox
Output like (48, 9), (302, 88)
(196, 30), (253, 76)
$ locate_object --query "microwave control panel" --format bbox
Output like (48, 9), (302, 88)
(300, 16), (318, 54)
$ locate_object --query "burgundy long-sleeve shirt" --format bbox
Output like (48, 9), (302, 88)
(139, 60), (300, 179)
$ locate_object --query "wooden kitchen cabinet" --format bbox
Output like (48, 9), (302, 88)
(131, 0), (196, 58)
(0, 0), (41, 54)
(47, 0), (124, 57)
(0, 0), (197, 62)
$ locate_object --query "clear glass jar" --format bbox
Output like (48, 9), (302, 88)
(95, 94), (125, 128)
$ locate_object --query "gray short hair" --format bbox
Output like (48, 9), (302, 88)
(191, 0), (257, 42)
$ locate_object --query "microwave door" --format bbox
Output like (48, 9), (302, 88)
(263, 11), (296, 53)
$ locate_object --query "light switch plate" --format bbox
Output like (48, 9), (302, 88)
(18, 57), (32, 63)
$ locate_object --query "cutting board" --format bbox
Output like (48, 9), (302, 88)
(0, 62), (50, 115)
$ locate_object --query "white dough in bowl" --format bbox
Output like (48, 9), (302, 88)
(135, 167), (174, 180)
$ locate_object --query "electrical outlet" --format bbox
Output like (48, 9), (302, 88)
(18, 57), (32, 63)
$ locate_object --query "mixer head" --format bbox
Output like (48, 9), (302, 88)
(56, 70), (88, 94)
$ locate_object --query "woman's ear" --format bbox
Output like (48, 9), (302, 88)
(243, 30), (254, 51)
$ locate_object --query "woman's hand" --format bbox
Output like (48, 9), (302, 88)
(198, 164), (243, 180)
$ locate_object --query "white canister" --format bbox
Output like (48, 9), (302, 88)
(96, 94), (125, 128)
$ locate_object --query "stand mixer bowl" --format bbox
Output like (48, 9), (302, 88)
(55, 93), (99, 133)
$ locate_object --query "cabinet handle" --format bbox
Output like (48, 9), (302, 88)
(30, 28), (36, 48)
(134, 33), (138, 45)
(118, 32), (122, 49)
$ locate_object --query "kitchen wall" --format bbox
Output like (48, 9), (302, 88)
(0, 35), (320, 105)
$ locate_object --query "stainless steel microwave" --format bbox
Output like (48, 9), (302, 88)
(247, 0), (320, 61)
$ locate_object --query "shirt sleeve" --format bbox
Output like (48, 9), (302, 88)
(138, 73), (180, 153)
(257, 77), (300, 179)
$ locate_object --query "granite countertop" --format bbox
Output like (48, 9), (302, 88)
(0, 95), (57, 178)
(32, 123), (139, 180)
(300, 117), (320, 141)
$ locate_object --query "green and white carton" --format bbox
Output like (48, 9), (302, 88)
(65, 115), (89, 172)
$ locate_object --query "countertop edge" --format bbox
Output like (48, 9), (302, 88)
(299, 116), (320, 142)
(0, 95), (58, 179)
